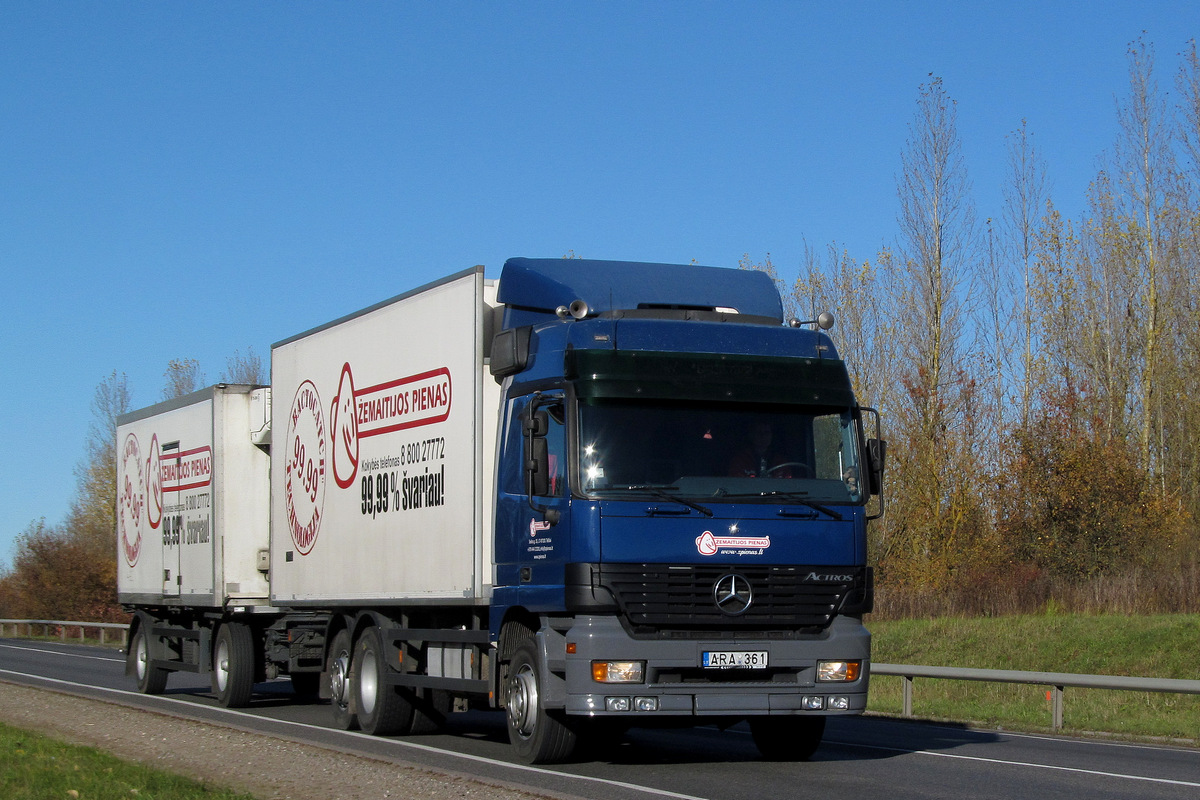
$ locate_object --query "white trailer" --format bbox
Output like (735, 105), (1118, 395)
(117, 384), (273, 704)
(269, 267), (500, 604)
(118, 268), (502, 711)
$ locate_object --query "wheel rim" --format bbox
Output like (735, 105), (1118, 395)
(359, 645), (379, 716)
(507, 662), (539, 740)
(135, 633), (148, 680)
(214, 636), (229, 692)
(330, 650), (351, 710)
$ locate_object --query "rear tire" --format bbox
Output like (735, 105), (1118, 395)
(212, 622), (255, 708)
(327, 629), (357, 730)
(504, 639), (576, 764)
(131, 622), (168, 695)
(749, 715), (826, 761)
(353, 626), (414, 736)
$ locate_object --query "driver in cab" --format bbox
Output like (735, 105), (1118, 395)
(728, 422), (794, 478)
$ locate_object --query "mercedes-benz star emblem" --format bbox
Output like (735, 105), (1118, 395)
(713, 573), (753, 616)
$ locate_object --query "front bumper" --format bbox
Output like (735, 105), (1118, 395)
(561, 614), (871, 717)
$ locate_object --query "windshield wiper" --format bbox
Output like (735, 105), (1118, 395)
(718, 490), (843, 521)
(616, 484), (714, 518)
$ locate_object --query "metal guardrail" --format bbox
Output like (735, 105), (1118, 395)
(0, 618), (128, 647)
(872, 662), (1200, 730)
(3, 620), (1197, 732)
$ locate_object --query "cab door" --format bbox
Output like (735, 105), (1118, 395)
(494, 394), (571, 600)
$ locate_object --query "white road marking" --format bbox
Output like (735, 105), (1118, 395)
(0, 668), (709, 800)
(0, 642), (124, 662)
(826, 738), (1200, 788)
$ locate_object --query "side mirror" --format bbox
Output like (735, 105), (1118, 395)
(865, 438), (886, 497)
(490, 326), (532, 379)
(524, 409), (551, 497)
(522, 402), (560, 525)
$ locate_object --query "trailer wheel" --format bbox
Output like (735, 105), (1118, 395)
(212, 622), (255, 708)
(504, 640), (576, 764)
(353, 626), (414, 736)
(749, 715), (825, 761)
(131, 622), (168, 695)
(327, 629), (357, 730)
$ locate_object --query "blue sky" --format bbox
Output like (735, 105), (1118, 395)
(2, 1), (1198, 569)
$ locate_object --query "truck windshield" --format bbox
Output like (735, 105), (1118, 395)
(577, 398), (863, 504)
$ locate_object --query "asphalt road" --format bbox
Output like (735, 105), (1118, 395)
(2, 637), (1198, 800)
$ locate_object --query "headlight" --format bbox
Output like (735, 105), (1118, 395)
(816, 660), (862, 682)
(592, 660), (645, 683)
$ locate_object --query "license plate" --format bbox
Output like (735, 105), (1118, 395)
(702, 650), (768, 669)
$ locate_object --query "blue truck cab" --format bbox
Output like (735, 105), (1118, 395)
(487, 258), (884, 762)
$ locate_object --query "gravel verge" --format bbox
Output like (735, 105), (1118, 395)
(0, 681), (562, 800)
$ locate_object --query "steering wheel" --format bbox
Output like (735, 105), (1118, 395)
(765, 462), (812, 478)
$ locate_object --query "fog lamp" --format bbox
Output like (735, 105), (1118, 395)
(605, 696), (631, 712)
(828, 695), (850, 710)
(802, 695), (825, 710)
(634, 696), (659, 712)
(592, 660), (645, 683)
(817, 660), (861, 682)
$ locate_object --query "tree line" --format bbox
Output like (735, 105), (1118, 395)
(0, 351), (263, 622)
(776, 37), (1200, 616)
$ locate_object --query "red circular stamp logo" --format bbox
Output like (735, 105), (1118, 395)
(331, 362), (359, 489)
(285, 380), (327, 555)
(119, 433), (145, 567)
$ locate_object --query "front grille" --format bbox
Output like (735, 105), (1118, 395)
(594, 563), (862, 632)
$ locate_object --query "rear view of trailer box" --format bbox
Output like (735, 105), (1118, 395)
(269, 267), (499, 604)
(117, 384), (271, 606)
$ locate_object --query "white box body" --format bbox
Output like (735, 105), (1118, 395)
(117, 385), (271, 607)
(269, 268), (499, 604)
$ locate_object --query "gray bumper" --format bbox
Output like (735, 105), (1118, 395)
(560, 614), (870, 718)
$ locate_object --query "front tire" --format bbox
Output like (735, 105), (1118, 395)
(504, 640), (576, 764)
(212, 622), (255, 708)
(749, 715), (826, 761)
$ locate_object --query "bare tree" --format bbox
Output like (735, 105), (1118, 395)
(71, 371), (130, 554)
(1001, 120), (1050, 428)
(163, 358), (204, 400)
(1110, 36), (1180, 476)
(886, 75), (984, 590)
(895, 75), (978, 442)
(222, 346), (265, 384)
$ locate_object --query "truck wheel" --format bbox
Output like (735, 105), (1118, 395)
(504, 640), (576, 764)
(131, 623), (168, 695)
(327, 629), (357, 730)
(353, 626), (414, 736)
(749, 715), (826, 761)
(212, 622), (255, 708)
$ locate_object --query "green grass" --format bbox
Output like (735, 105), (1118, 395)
(0, 722), (258, 800)
(867, 614), (1200, 741)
